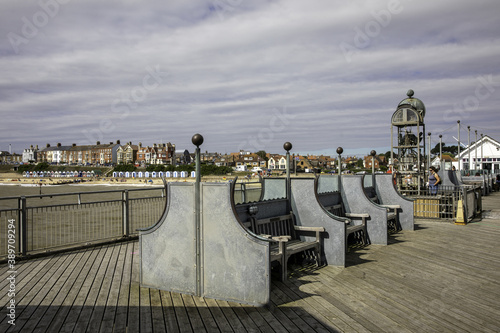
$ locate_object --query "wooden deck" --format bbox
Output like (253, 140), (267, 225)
(1, 193), (500, 332)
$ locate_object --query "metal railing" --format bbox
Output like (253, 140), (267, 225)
(407, 185), (481, 222)
(233, 181), (262, 204)
(0, 187), (166, 260)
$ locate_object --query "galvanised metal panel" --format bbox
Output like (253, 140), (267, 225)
(261, 178), (287, 200)
(201, 183), (271, 306)
(374, 174), (414, 231)
(140, 183), (197, 295)
(317, 175), (340, 194)
(291, 178), (346, 266)
(341, 175), (388, 245)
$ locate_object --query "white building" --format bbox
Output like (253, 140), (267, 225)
(456, 135), (500, 173)
(22, 145), (38, 163)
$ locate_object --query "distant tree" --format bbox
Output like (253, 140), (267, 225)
(356, 159), (364, 168)
(256, 150), (268, 161)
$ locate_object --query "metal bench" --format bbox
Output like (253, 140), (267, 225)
(364, 186), (400, 231)
(323, 201), (369, 250)
(244, 212), (325, 281)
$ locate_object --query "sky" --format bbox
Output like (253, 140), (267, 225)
(1, 0), (500, 157)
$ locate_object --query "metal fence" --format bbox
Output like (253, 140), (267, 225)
(233, 181), (262, 204)
(0, 187), (166, 260)
(407, 185), (481, 222)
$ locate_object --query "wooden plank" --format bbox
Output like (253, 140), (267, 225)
(98, 241), (130, 332)
(170, 292), (193, 332)
(85, 243), (122, 332)
(203, 297), (237, 332)
(150, 289), (166, 333)
(0, 253), (69, 329)
(71, 244), (116, 333)
(56, 246), (109, 332)
(159, 289), (180, 333)
(139, 286), (153, 333)
(43, 246), (103, 332)
(15, 250), (86, 332)
(270, 285), (332, 333)
(213, 299), (248, 332)
(32, 249), (94, 333)
(127, 241), (140, 333)
(181, 293), (207, 333)
(191, 296), (220, 332)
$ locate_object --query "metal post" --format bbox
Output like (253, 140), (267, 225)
(467, 126), (471, 172)
(122, 190), (130, 237)
(284, 142), (292, 211)
(18, 196), (27, 255)
(457, 120), (461, 172)
(370, 150), (376, 186)
(337, 147), (343, 190)
(192, 133), (203, 297)
(427, 132), (431, 171)
(439, 135), (443, 169)
(475, 130), (478, 170)
(481, 134), (484, 170)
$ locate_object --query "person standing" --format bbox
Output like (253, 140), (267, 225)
(429, 166), (441, 195)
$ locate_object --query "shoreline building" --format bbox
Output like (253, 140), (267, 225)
(456, 135), (500, 173)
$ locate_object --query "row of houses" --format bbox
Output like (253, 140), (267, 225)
(15, 141), (176, 166)
(5, 141), (390, 171)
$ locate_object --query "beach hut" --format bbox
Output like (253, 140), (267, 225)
(23, 171), (27, 177)
(165, 171), (171, 178)
(125, 171), (130, 178)
(158, 171), (164, 178)
(119, 172), (124, 178)
(151, 171), (157, 178)
(180, 171), (187, 178)
(191, 171), (196, 178)
(132, 171), (137, 178)
(173, 171), (179, 178)
(145, 171), (150, 178)
(138, 171), (143, 178)
(113, 171), (118, 178)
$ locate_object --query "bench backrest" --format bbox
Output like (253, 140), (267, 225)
(364, 186), (379, 204)
(249, 214), (297, 239)
(324, 203), (346, 218)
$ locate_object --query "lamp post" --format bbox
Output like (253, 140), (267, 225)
(370, 150), (376, 185)
(427, 132), (431, 172)
(284, 142), (292, 211)
(192, 133), (203, 296)
(467, 126), (471, 172)
(457, 120), (461, 172)
(336, 147), (343, 176)
(475, 130), (478, 170)
(439, 134), (443, 169)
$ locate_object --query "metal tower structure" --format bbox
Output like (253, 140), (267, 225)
(391, 90), (427, 194)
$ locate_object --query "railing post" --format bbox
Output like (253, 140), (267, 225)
(122, 190), (129, 237)
(241, 183), (246, 204)
(18, 196), (27, 255)
(192, 133), (204, 297)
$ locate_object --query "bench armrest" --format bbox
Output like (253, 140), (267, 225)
(380, 204), (401, 210)
(294, 226), (325, 232)
(294, 226), (325, 242)
(345, 213), (369, 218)
(272, 235), (291, 242)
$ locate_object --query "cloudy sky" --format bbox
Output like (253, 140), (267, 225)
(1, 0), (500, 157)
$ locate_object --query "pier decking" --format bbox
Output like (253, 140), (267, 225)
(1, 193), (500, 332)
